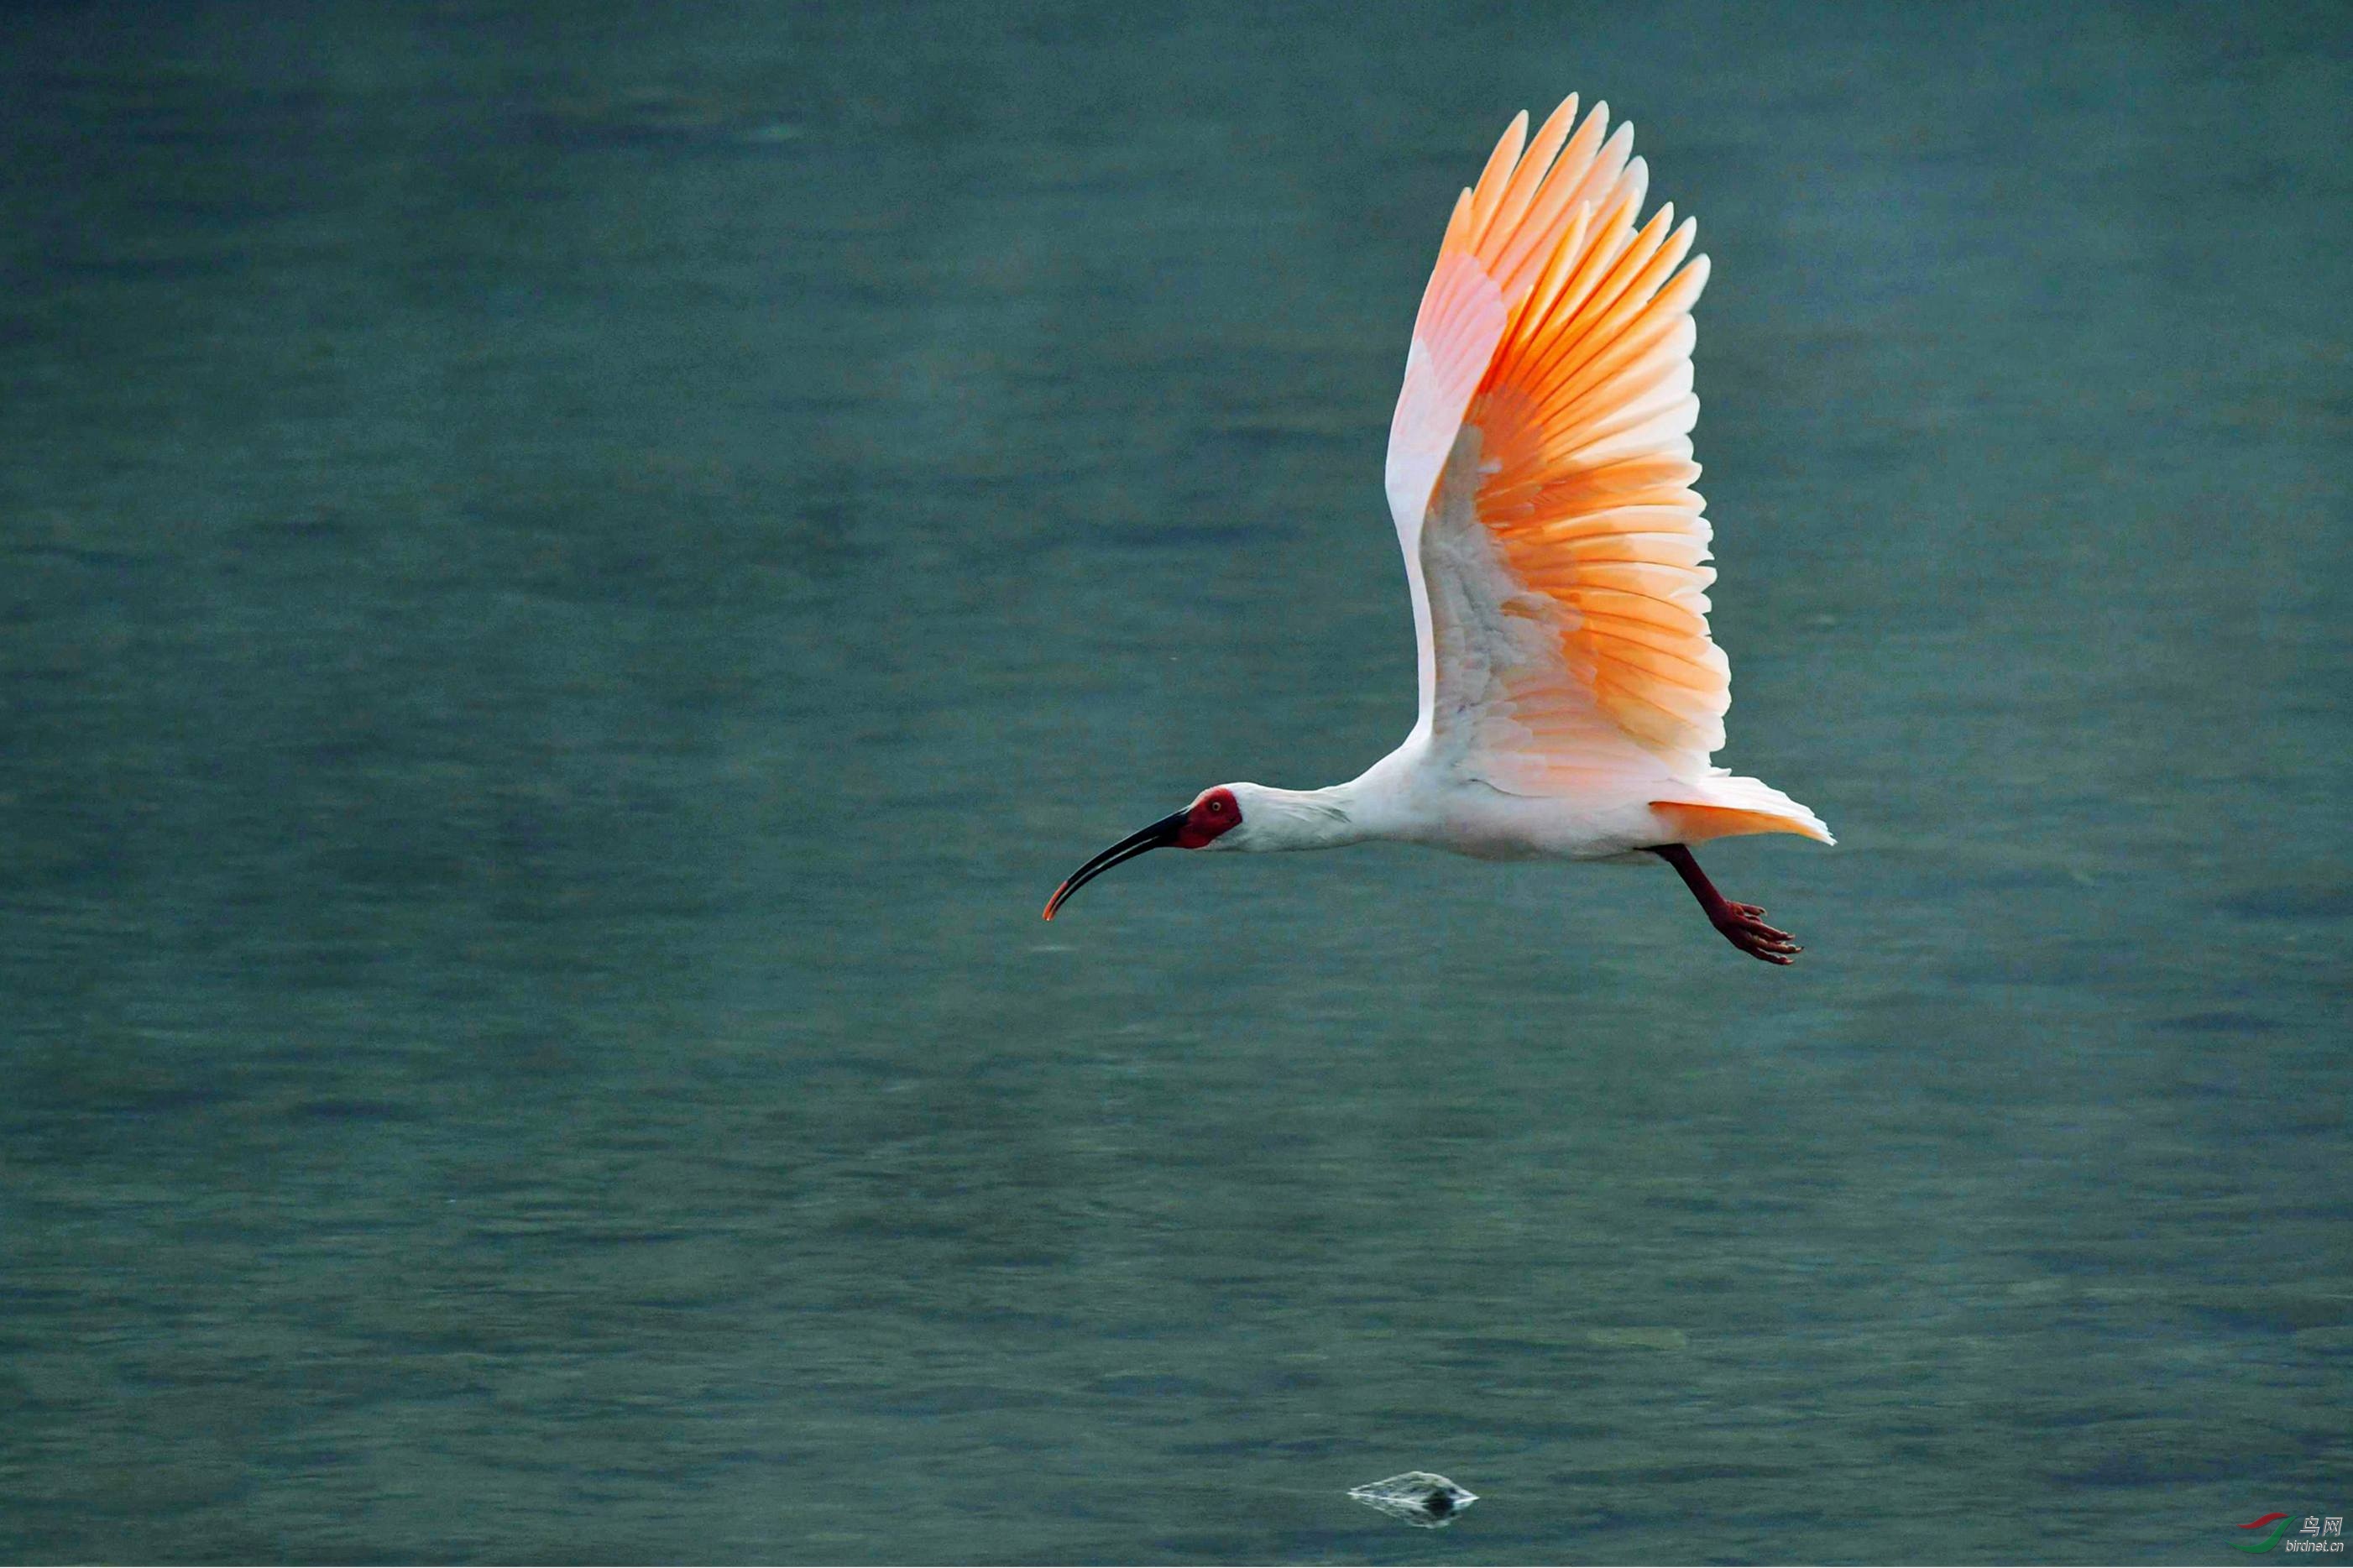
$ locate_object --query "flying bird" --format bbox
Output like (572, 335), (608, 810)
(1045, 95), (1832, 962)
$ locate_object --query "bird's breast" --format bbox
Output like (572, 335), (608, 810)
(1403, 781), (1671, 863)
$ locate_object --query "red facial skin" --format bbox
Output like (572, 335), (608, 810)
(1173, 787), (1242, 849)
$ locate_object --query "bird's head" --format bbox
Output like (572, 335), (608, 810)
(1042, 784), (1255, 920)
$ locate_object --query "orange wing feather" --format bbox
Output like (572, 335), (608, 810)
(1386, 97), (1830, 843)
(1458, 101), (1723, 768)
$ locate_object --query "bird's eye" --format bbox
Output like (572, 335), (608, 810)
(1206, 799), (1223, 814)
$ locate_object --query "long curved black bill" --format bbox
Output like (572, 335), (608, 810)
(1043, 808), (1190, 920)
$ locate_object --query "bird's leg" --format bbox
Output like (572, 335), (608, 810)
(1646, 844), (1801, 964)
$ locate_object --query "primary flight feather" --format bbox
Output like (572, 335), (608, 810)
(1048, 95), (1831, 963)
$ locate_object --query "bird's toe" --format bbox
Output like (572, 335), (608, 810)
(1718, 916), (1801, 963)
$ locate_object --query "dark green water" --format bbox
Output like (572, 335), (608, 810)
(3, 2), (2348, 1561)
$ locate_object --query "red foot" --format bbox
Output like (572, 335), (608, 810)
(1649, 844), (1803, 965)
(1709, 900), (1801, 964)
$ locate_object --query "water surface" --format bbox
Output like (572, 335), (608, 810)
(3, 2), (2348, 1561)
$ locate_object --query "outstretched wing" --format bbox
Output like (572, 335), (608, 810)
(1383, 97), (1736, 794)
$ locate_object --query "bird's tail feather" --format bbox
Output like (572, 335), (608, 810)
(1650, 772), (1833, 845)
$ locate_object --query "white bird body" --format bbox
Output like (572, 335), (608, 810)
(1049, 95), (1832, 961)
(1207, 755), (1777, 865)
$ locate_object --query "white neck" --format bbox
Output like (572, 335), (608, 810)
(1226, 780), (1373, 852)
